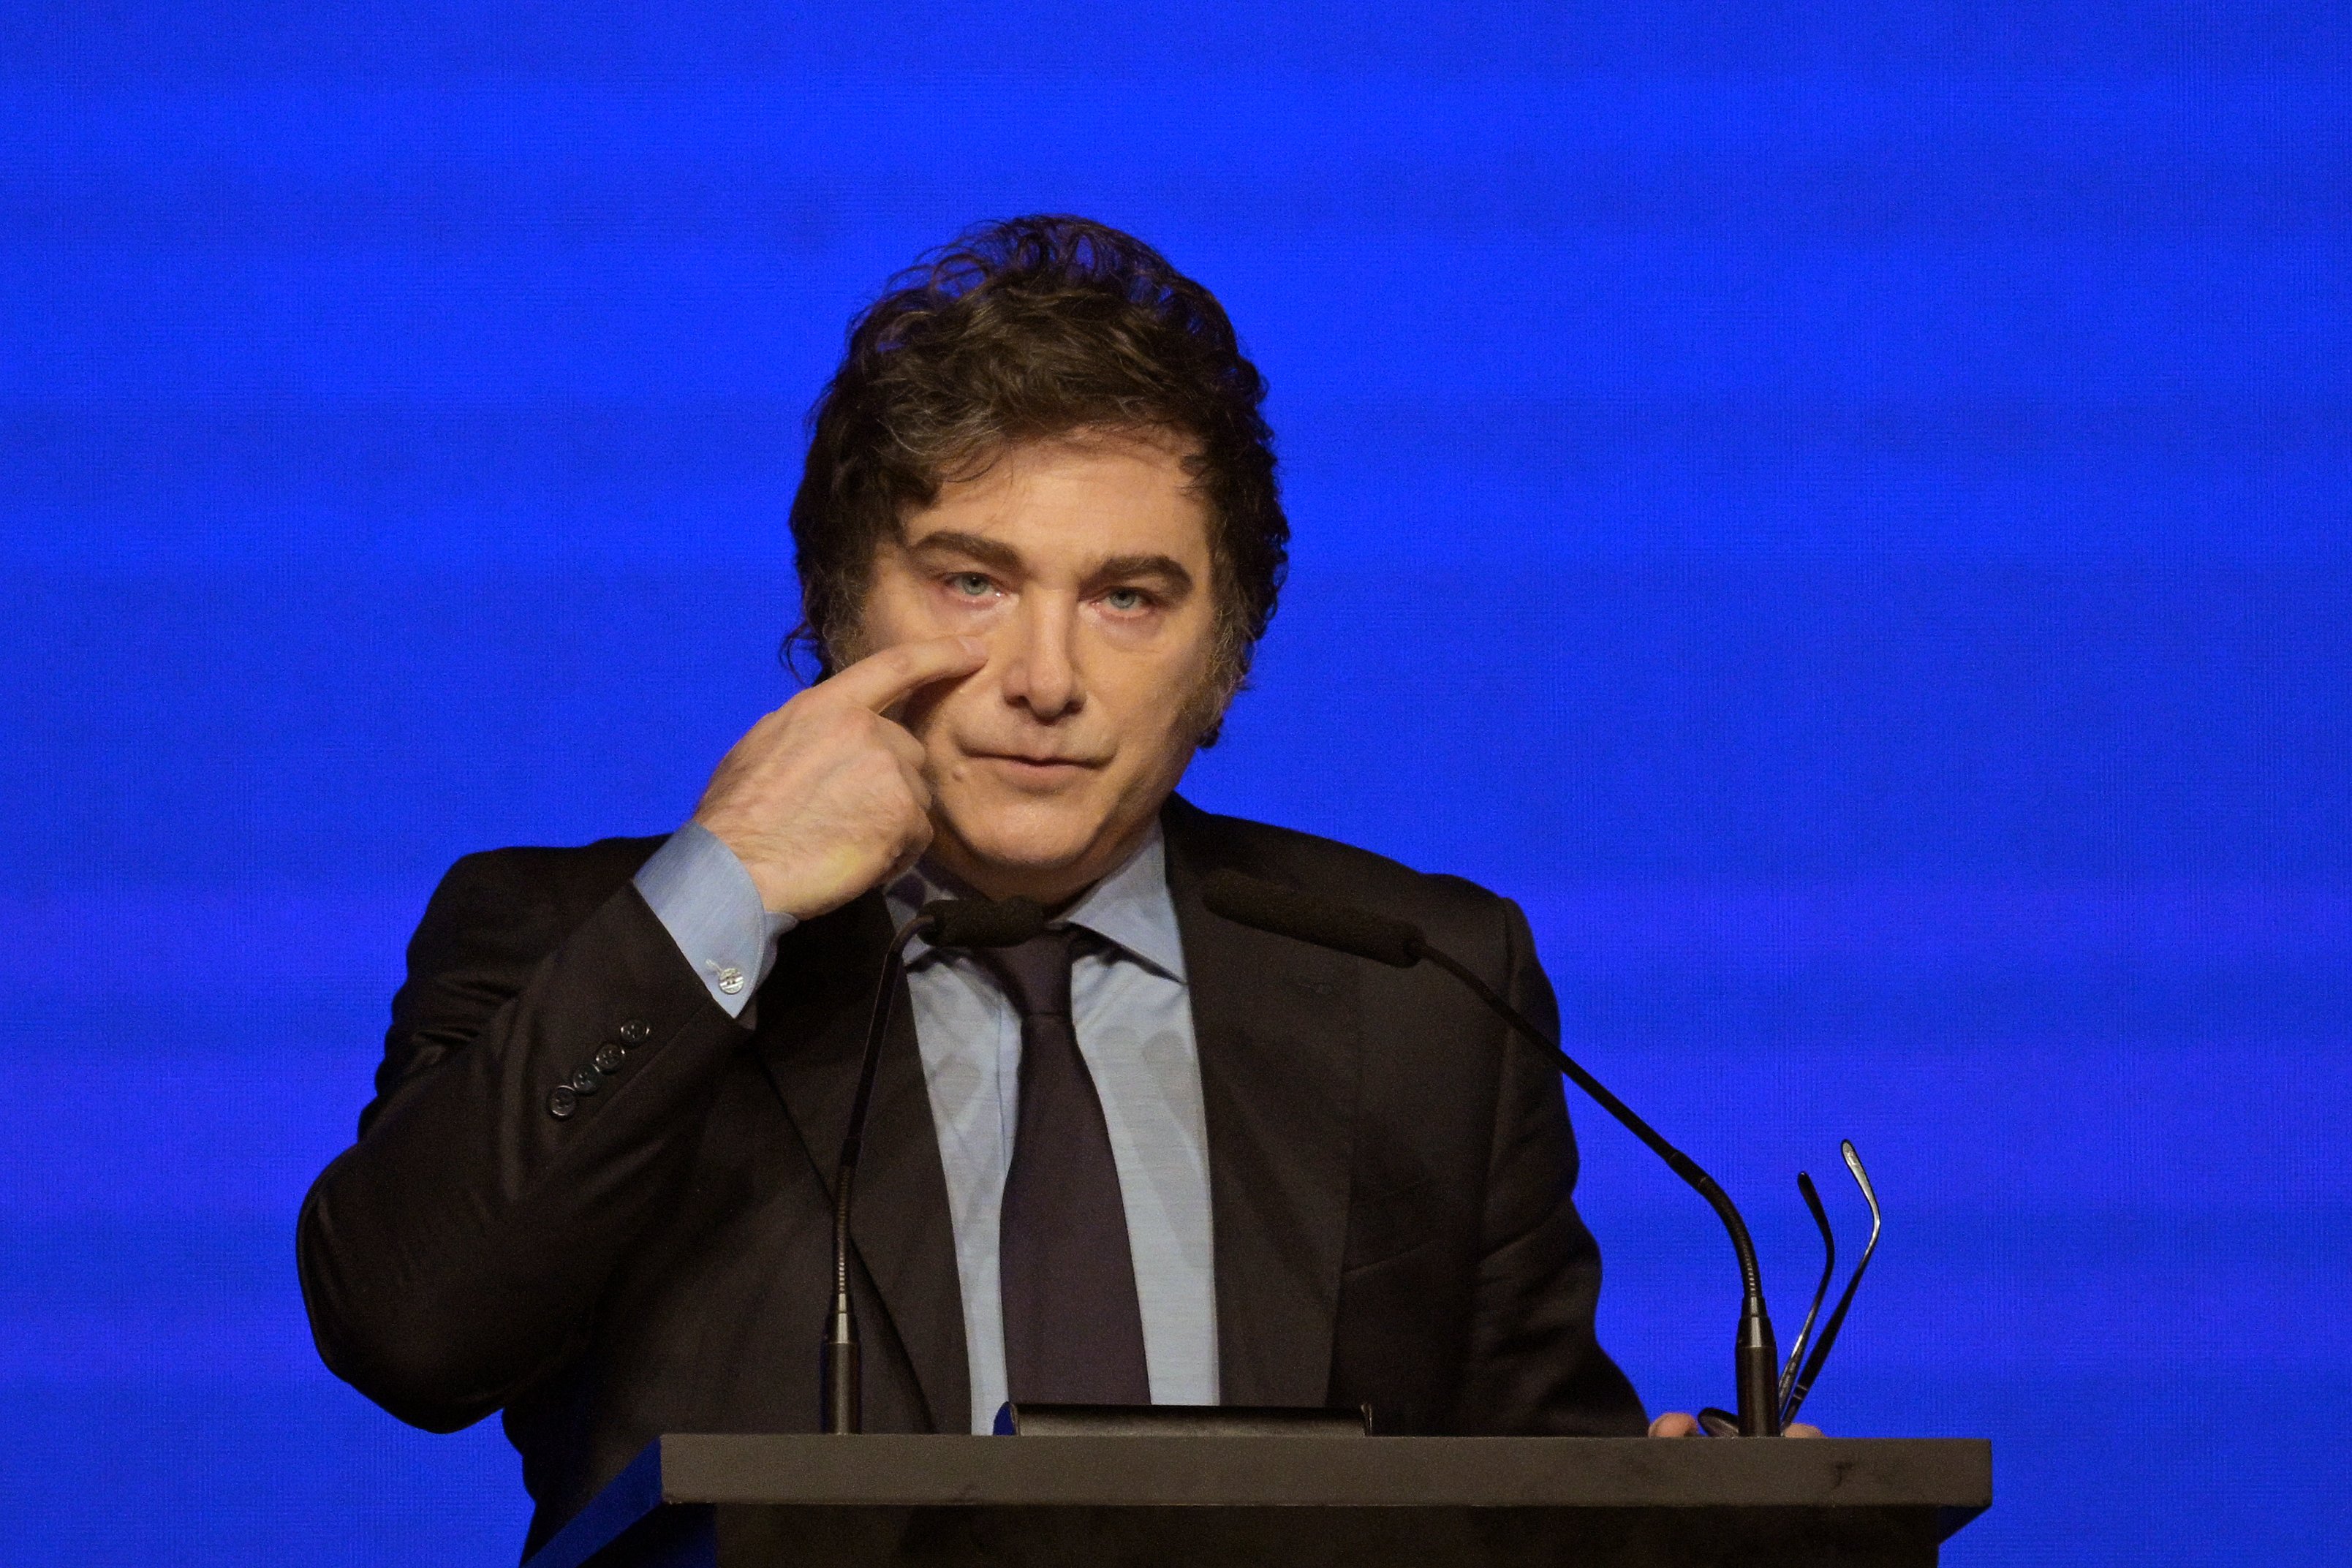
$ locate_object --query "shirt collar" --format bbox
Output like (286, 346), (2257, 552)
(886, 822), (1187, 983)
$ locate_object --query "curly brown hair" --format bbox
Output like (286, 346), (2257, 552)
(787, 216), (1287, 741)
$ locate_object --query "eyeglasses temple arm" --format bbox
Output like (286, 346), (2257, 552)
(1778, 1171), (1837, 1422)
(1782, 1140), (1883, 1426)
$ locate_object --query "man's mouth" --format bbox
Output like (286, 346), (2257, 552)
(968, 749), (1105, 776)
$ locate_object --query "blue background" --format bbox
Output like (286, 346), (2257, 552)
(4, 3), (2348, 1562)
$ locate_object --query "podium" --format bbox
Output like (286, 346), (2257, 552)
(522, 1433), (1992, 1567)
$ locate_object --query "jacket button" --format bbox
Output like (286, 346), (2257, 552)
(592, 1044), (627, 1074)
(547, 1086), (578, 1119)
(569, 1065), (605, 1095)
(619, 1019), (651, 1044)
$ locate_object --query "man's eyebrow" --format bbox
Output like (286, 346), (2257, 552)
(1091, 554), (1195, 594)
(904, 530), (1023, 571)
(904, 534), (1195, 596)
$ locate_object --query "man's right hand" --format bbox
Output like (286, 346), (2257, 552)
(691, 635), (988, 920)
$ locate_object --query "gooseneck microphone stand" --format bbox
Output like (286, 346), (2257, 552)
(1201, 870), (1782, 1436)
(823, 895), (1048, 1435)
(1408, 939), (1780, 1436)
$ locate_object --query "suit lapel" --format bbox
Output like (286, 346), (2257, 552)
(752, 894), (969, 1433)
(1164, 798), (1362, 1409)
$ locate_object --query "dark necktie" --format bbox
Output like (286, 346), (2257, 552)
(977, 925), (1152, 1406)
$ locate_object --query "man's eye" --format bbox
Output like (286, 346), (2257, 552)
(948, 573), (994, 597)
(1103, 588), (1149, 612)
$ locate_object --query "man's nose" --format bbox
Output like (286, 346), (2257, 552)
(997, 593), (1083, 720)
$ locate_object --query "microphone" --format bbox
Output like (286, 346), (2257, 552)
(1203, 873), (1421, 967)
(1200, 869), (1783, 1437)
(823, 893), (1048, 1434)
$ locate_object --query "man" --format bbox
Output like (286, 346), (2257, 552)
(298, 216), (1663, 1558)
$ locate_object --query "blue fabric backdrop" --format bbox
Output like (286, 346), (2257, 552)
(4, 4), (2347, 1562)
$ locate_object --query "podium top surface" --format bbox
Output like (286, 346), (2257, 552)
(529, 1433), (1991, 1568)
(641, 1433), (1986, 1510)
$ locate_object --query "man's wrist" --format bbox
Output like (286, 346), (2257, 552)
(634, 822), (797, 1018)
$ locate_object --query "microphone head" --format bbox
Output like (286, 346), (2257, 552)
(1200, 870), (1423, 968)
(922, 895), (1049, 949)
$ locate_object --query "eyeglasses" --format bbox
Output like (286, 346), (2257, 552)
(1777, 1138), (1882, 1430)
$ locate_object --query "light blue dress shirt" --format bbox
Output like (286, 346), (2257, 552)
(631, 820), (798, 1019)
(634, 822), (1219, 1434)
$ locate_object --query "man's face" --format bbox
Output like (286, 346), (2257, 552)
(855, 430), (1223, 904)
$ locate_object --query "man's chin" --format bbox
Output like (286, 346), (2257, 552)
(931, 794), (1129, 898)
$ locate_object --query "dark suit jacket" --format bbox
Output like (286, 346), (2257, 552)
(297, 796), (1645, 1555)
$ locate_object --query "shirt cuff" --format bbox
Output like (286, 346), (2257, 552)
(632, 822), (796, 1019)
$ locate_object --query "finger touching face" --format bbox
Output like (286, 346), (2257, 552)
(820, 634), (988, 718)
(852, 430), (1222, 901)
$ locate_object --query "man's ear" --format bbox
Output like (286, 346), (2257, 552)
(819, 611), (872, 683)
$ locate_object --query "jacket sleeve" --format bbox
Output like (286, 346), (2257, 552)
(1448, 896), (1649, 1435)
(295, 846), (751, 1433)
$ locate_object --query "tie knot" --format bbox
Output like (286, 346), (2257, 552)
(973, 925), (1083, 1022)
